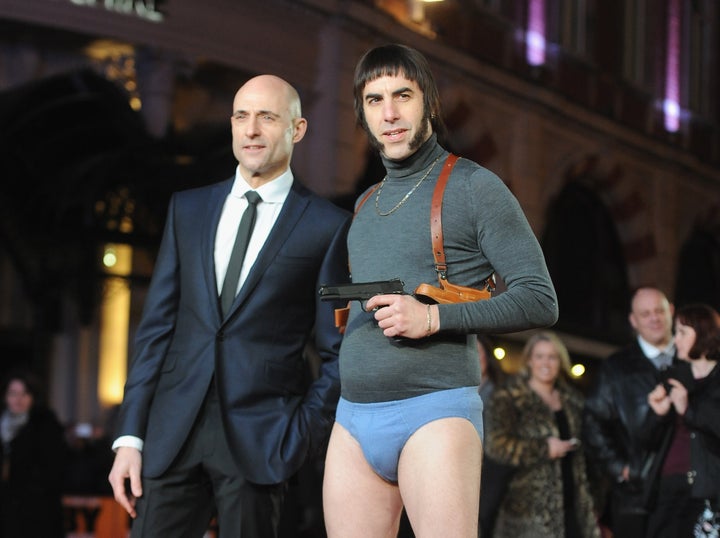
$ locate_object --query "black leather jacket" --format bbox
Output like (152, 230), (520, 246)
(640, 362), (720, 501)
(583, 342), (675, 511)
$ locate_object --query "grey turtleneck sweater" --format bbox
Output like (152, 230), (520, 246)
(340, 134), (558, 403)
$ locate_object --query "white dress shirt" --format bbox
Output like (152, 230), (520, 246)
(637, 335), (675, 370)
(214, 167), (293, 294)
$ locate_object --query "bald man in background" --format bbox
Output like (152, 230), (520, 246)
(583, 287), (677, 538)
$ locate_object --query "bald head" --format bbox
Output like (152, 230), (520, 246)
(629, 287), (674, 348)
(236, 75), (302, 119)
(230, 74), (307, 186)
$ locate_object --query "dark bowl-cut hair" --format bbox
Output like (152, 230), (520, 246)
(353, 43), (447, 141)
(675, 303), (720, 360)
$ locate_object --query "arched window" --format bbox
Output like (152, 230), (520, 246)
(542, 182), (630, 344)
(674, 226), (720, 311)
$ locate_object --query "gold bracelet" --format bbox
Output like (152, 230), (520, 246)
(426, 305), (432, 334)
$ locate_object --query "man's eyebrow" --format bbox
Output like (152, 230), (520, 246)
(364, 87), (414, 100)
(233, 109), (280, 117)
(392, 87), (414, 96)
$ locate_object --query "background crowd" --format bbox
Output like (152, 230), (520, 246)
(481, 289), (720, 538)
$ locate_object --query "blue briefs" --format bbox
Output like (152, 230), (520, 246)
(335, 386), (483, 483)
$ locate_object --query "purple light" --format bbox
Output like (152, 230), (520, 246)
(664, 0), (680, 132)
(526, 0), (546, 66)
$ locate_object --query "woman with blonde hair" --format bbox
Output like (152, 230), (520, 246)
(485, 332), (599, 538)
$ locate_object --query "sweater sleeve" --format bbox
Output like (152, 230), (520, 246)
(438, 165), (558, 333)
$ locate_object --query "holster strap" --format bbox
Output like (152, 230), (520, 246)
(431, 154), (459, 282)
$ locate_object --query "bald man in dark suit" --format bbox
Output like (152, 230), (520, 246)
(108, 75), (350, 538)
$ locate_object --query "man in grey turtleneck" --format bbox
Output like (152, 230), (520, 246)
(322, 43), (558, 538)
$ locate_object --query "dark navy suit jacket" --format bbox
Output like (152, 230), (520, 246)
(115, 177), (350, 484)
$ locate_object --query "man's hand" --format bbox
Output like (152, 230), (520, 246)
(366, 294), (438, 339)
(648, 384), (672, 416)
(108, 446), (143, 518)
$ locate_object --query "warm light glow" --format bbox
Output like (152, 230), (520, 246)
(84, 39), (142, 112)
(377, 0), (437, 38)
(493, 347), (506, 360)
(102, 247), (118, 268)
(98, 243), (133, 406)
(571, 363), (586, 378)
(84, 40), (135, 61)
(410, 0), (425, 23)
(526, 0), (546, 66)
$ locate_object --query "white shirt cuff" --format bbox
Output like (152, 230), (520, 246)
(112, 435), (144, 452)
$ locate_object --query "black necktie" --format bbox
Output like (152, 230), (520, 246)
(220, 190), (262, 317)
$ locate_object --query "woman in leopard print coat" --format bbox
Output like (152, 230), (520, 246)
(485, 332), (600, 538)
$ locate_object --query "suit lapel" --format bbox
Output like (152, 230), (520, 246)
(225, 183), (310, 319)
(202, 178), (233, 323)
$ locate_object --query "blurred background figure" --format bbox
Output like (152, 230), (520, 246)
(642, 303), (720, 538)
(583, 287), (677, 537)
(485, 332), (600, 538)
(477, 334), (512, 538)
(64, 404), (119, 496)
(0, 369), (66, 538)
(477, 335), (507, 406)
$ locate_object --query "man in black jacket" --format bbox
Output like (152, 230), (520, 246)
(583, 287), (676, 538)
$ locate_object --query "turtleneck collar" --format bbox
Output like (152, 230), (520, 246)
(381, 133), (446, 180)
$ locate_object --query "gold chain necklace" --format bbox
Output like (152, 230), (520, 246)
(375, 156), (441, 216)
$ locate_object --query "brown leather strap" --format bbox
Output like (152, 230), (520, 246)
(431, 154), (459, 282)
(353, 183), (381, 217)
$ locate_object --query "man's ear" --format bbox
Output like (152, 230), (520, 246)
(629, 312), (638, 332)
(292, 118), (308, 143)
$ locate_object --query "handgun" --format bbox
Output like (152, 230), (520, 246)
(318, 278), (405, 304)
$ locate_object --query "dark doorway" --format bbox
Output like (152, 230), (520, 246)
(542, 182), (630, 344)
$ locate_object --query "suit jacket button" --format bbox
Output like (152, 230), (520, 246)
(217, 331), (224, 340)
